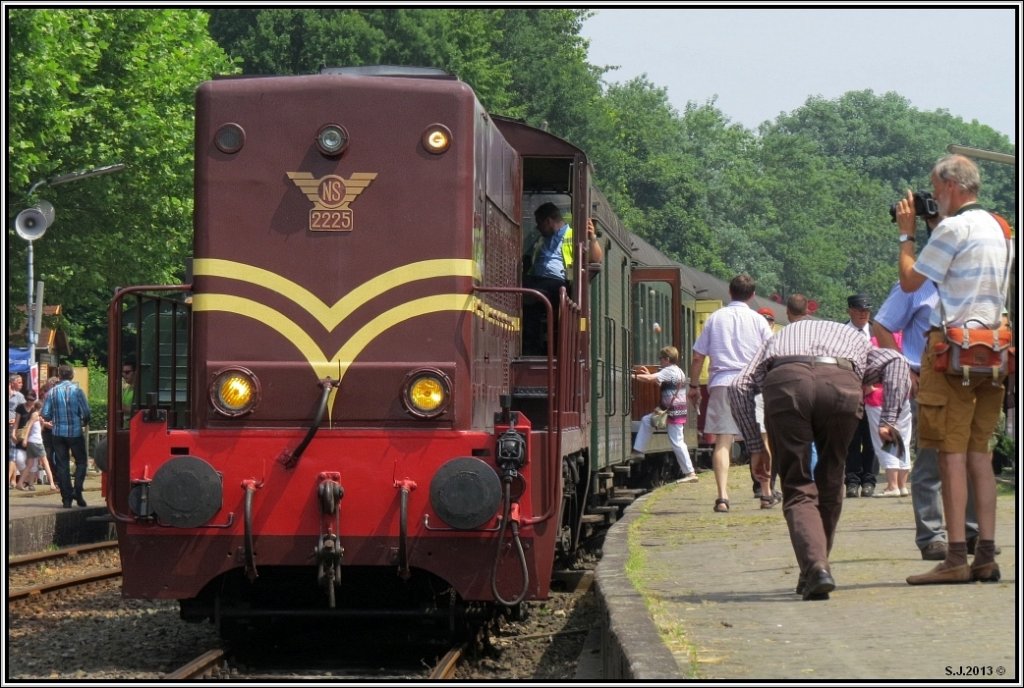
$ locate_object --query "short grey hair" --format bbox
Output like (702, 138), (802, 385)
(933, 154), (980, 195)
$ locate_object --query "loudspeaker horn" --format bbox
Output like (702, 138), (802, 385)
(15, 200), (55, 240)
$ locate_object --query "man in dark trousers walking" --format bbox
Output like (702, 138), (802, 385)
(730, 319), (909, 600)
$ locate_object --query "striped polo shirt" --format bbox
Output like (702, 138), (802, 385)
(913, 207), (1012, 329)
(729, 319), (910, 454)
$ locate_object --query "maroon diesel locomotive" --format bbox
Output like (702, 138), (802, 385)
(105, 66), (692, 634)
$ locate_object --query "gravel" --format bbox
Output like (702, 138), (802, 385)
(6, 550), (600, 680)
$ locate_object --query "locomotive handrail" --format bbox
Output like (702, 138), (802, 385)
(536, 288), (581, 526)
(106, 283), (192, 523)
(472, 284), (556, 442)
(473, 285), (563, 525)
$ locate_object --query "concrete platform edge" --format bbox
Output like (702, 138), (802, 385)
(593, 492), (685, 680)
(6, 505), (115, 556)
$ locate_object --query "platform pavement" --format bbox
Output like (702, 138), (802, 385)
(5, 469), (114, 556)
(594, 464), (1019, 681)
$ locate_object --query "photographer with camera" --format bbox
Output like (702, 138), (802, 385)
(876, 208), (992, 562)
(896, 154), (1013, 586)
(889, 190), (939, 225)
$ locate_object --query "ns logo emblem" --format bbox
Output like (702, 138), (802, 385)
(287, 171), (378, 232)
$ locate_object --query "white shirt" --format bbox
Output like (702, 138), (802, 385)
(693, 301), (773, 387)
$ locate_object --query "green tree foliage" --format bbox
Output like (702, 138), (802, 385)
(206, 8), (519, 115)
(760, 90), (1015, 313)
(7, 9), (1015, 361)
(767, 90), (1015, 226)
(7, 9), (236, 356)
(491, 10), (606, 149)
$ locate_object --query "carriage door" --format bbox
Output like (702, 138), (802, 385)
(629, 268), (683, 427)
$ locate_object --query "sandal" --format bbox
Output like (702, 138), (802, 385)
(713, 498), (730, 513)
(760, 495), (781, 509)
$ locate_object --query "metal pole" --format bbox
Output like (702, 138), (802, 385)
(945, 145), (1015, 166)
(21, 162), (125, 386)
(27, 240), (36, 390)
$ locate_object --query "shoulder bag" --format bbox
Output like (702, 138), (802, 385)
(649, 385), (683, 430)
(932, 211), (1015, 384)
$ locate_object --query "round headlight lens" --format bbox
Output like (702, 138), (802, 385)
(214, 123), (245, 154)
(421, 125), (452, 154)
(316, 124), (349, 156)
(403, 370), (451, 418)
(210, 368), (260, 417)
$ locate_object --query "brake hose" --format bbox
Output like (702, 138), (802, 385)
(490, 479), (529, 606)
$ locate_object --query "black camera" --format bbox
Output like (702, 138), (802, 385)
(889, 190), (939, 223)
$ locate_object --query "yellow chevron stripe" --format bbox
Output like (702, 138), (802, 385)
(193, 257), (478, 331)
(333, 294), (476, 373)
(194, 292), (484, 417)
(192, 294), (327, 362)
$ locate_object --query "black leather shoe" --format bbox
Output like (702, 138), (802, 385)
(76, 497), (87, 507)
(62, 502), (72, 509)
(860, 485), (875, 498)
(802, 569), (835, 600)
(845, 485), (859, 498)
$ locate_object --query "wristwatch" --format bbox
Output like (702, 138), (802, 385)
(898, 234), (914, 243)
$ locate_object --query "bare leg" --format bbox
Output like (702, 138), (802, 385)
(713, 434), (734, 502)
(966, 451), (997, 540)
(938, 452), (968, 543)
(39, 453), (57, 491)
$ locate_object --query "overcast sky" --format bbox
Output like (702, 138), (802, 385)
(581, 6), (1019, 141)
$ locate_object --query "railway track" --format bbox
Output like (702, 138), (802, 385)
(8, 567), (123, 602)
(8, 540), (119, 569)
(163, 642), (467, 680)
(8, 540), (122, 602)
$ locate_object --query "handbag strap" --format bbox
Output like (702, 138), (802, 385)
(937, 210), (1013, 334)
(665, 379), (684, 408)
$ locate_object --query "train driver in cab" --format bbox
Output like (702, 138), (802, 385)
(522, 203), (602, 355)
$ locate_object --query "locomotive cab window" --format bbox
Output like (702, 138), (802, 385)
(118, 293), (191, 429)
(519, 157), (579, 356)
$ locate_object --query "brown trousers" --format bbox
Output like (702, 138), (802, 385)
(762, 362), (863, 576)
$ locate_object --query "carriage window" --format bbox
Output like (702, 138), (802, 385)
(632, 280), (674, 364)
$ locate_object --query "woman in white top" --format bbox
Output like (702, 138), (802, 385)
(15, 397), (44, 490)
(631, 346), (697, 483)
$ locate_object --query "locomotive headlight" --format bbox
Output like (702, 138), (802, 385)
(214, 123), (245, 154)
(402, 369), (451, 418)
(316, 124), (349, 156)
(210, 367), (261, 417)
(421, 124), (452, 154)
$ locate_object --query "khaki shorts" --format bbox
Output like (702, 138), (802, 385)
(917, 331), (1006, 454)
(704, 385), (740, 436)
